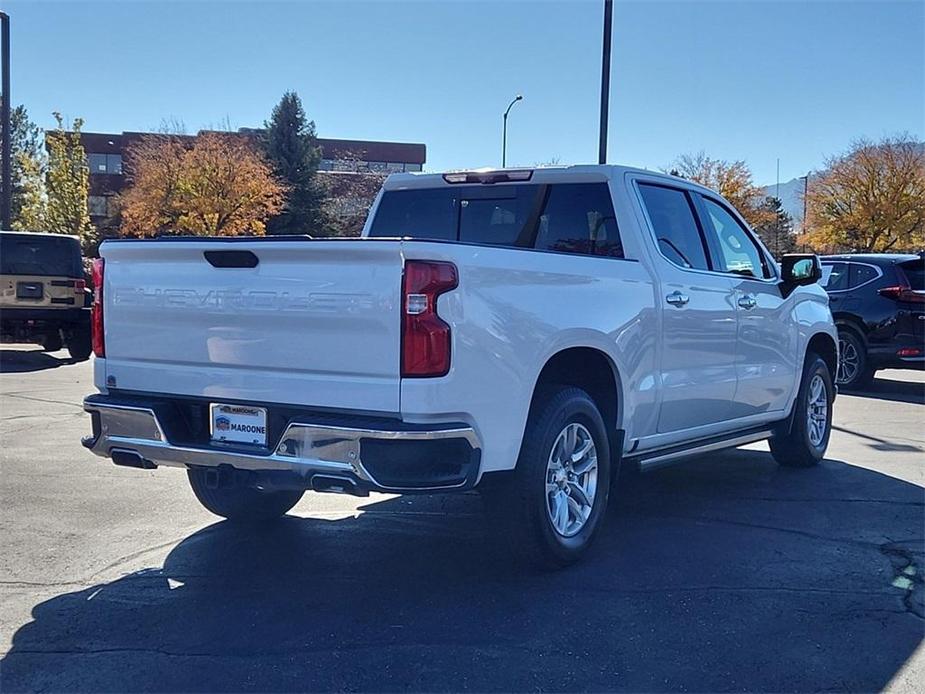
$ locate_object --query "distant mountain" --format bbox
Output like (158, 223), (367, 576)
(760, 177), (807, 230)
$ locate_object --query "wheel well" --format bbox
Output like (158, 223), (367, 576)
(808, 333), (837, 380)
(531, 348), (620, 431)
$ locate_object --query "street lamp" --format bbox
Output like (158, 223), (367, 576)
(501, 94), (523, 168)
(1, 11), (10, 230)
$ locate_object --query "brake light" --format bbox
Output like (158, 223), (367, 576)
(897, 347), (923, 358)
(878, 286), (925, 303)
(91, 258), (105, 357)
(402, 261), (457, 377)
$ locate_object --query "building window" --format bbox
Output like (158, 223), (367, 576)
(405, 163), (423, 172)
(87, 153), (122, 175)
(88, 195), (109, 217)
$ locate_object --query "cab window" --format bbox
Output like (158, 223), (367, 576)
(701, 198), (771, 279)
(637, 183), (710, 270)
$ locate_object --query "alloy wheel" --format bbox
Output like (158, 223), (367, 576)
(836, 336), (860, 385)
(806, 373), (829, 448)
(545, 422), (598, 537)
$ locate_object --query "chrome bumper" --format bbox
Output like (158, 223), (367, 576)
(82, 398), (480, 493)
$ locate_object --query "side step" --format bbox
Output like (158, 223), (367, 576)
(628, 427), (775, 473)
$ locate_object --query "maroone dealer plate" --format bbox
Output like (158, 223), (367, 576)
(210, 403), (268, 446)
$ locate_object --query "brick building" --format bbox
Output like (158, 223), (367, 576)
(79, 130), (426, 224)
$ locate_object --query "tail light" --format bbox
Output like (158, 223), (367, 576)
(91, 258), (105, 357)
(878, 285), (925, 303)
(897, 347), (923, 358)
(402, 261), (457, 377)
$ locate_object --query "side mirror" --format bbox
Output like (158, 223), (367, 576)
(780, 254), (822, 296)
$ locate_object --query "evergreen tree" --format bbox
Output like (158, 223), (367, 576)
(0, 103), (47, 230)
(45, 112), (95, 250)
(754, 196), (796, 258)
(261, 92), (322, 235)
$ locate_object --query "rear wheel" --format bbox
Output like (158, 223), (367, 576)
(485, 387), (612, 568)
(770, 352), (833, 468)
(41, 332), (63, 352)
(67, 327), (92, 361)
(836, 328), (872, 389)
(187, 468), (304, 522)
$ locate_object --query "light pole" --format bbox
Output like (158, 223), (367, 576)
(501, 94), (522, 168)
(598, 0), (613, 165)
(1, 11), (10, 230)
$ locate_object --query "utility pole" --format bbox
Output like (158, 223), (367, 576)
(598, 0), (613, 165)
(1, 11), (10, 230)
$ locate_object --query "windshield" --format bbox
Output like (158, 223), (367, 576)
(0, 234), (83, 277)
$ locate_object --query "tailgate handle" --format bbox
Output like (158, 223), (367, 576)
(204, 250), (259, 268)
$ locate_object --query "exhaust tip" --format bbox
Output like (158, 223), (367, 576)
(110, 449), (157, 470)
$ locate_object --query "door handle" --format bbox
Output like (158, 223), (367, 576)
(665, 291), (689, 307)
(738, 295), (757, 310)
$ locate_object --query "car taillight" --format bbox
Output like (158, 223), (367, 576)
(402, 260), (457, 377)
(897, 347), (923, 358)
(91, 258), (105, 357)
(878, 285), (925, 303)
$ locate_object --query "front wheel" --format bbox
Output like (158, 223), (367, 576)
(485, 386), (612, 568)
(770, 352), (833, 467)
(187, 468), (304, 522)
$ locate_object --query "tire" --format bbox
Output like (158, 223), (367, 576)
(41, 332), (63, 352)
(835, 328), (872, 389)
(485, 386), (612, 568)
(67, 328), (92, 361)
(770, 352), (833, 468)
(187, 467), (304, 522)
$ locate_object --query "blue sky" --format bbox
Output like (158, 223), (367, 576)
(6, 0), (924, 185)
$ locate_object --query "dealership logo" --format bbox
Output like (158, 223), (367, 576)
(215, 416), (231, 432)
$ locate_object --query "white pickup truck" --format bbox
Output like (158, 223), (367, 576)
(83, 165), (837, 566)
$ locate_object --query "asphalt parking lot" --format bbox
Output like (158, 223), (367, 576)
(1, 346), (922, 693)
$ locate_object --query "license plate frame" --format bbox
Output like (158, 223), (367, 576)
(210, 403), (268, 447)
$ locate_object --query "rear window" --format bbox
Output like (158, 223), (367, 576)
(898, 258), (925, 290)
(0, 234), (82, 277)
(368, 183), (623, 258)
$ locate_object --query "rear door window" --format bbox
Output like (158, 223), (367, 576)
(637, 183), (710, 270)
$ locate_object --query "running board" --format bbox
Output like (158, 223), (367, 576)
(628, 427), (775, 472)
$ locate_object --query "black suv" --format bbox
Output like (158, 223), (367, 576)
(0, 231), (92, 360)
(820, 253), (924, 388)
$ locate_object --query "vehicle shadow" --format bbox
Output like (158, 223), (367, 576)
(841, 373), (925, 405)
(2, 450), (922, 692)
(0, 348), (74, 374)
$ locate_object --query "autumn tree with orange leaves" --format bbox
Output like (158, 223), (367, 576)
(802, 135), (925, 253)
(120, 132), (285, 237)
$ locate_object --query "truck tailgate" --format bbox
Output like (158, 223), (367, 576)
(100, 239), (403, 413)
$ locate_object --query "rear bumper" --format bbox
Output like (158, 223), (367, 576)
(867, 344), (925, 370)
(82, 394), (481, 495)
(1, 306), (89, 326)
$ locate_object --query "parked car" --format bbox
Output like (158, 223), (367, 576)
(81, 165), (836, 566)
(1, 231), (92, 360)
(820, 253), (924, 388)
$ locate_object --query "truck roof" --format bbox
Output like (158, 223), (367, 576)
(381, 164), (700, 192)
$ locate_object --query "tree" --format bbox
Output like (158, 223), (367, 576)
(753, 196), (796, 257)
(45, 113), (94, 249)
(261, 92), (323, 235)
(669, 152), (772, 228)
(0, 104), (47, 230)
(315, 149), (387, 237)
(120, 131), (286, 237)
(802, 135), (925, 252)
